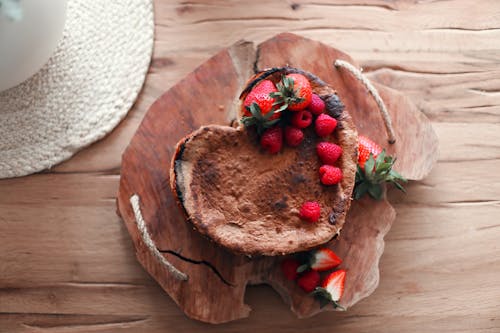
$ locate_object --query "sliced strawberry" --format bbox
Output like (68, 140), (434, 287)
(298, 248), (342, 272)
(312, 269), (346, 309)
(322, 269), (346, 301)
(310, 248), (342, 271)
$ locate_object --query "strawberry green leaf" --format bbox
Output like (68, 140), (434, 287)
(367, 184), (383, 200)
(272, 75), (306, 111)
(364, 154), (376, 177)
(311, 287), (346, 310)
(375, 149), (386, 164)
(392, 180), (406, 192)
(274, 103), (288, 113)
(264, 119), (280, 128)
(353, 181), (369, 200)
(354, 150), (407, 200)
(263, 108), (276, 120)
(248, 103), (262, 119)
(242, 102), (282, 134)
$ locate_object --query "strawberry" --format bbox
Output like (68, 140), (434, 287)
(316, 142), (343, 165)
(298, 248), (342, 273)
(308, 94), (325, 115)
(260, 126), (283, 154)
(271, 73), (312, 111)
(290, 110), (312, 128)
(315, 114), (337, 137)
(284, 126), (304, 147)
(243, 79), (278, 118)
(297, 270), (320, 293)
(299, 201), (321, 223)
(354, 136), (407, 200)
(281, 258), (300, 280)
(313, 269), (346, 309)
(319, 165), (343, 185)
(358, 135), (382, 170)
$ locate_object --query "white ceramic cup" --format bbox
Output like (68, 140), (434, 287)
(0, 0), (67, 92)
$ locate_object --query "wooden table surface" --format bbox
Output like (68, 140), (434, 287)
(2, 1), (500, 332)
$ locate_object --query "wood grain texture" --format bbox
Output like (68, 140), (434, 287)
(1, 0), (500, 331)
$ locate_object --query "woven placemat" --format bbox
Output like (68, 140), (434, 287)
(0, 0), (154, 178)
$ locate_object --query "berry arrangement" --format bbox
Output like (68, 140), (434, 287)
(241, 71), (406, 310)
(241, 72), (345, 219)
(281, 248), (346, 309)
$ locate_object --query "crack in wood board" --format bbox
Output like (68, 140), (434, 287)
(158, 249), (234, 286)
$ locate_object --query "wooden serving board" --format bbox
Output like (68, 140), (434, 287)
(117, 33), (438, 324)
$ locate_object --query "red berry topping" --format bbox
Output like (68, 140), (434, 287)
(281, 258), (300, 280)
(315, 114), (337, 137)
(290, 110), (313, 128)
(299, 201), (321, 223)
(319, 165), (343, 185)
(309, 248), (343, 272)
(284, 126), (304, 147)
(260, 126), (283, 154)
(358, 135), (383, 169)
(309, 94), (325, 115)
(243, 79), (278, 118)
(284, 73), (312, 111)
(312, 269), (346, 309)
(297, 270), (320, 293)
(316, 142), (343, 165)
(321, 269), (346, 302)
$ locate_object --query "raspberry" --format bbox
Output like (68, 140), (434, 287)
(299, 201), (321, 223)
(281, 258), (300, 280)
(315, 114), (337, 137)
(319, 165), (343, 185)
(290, 110), (312, 128)
(297, 270), (320, 293)
(284, 126), (304, 147)
(316, 142), (343, 165)
(309, 94), (325, 115)
(260, 126), (283, 154)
